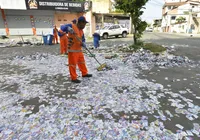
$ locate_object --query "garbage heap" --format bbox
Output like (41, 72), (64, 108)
(121, 49), (194, 70)
(0, 36), (44, 48)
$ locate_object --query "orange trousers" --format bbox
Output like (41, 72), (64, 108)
(60, 35), (68, 54)
(53, 34), (58, 44)
(68, 52), (88, 80)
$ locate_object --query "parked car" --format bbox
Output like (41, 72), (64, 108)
(94, 24), (129, 39)
(146, 27), (153, 32)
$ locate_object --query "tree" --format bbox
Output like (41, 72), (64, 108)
(115, 0), (149, 44)
(176, 16), (186, 23)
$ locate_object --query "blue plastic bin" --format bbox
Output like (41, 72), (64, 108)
(47, 34), (54, 45)
(93, 33), (100, 48)
(43, 35), (48, 45)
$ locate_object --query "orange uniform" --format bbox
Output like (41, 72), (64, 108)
(53, 26), (58, 44)
(67, 24), (88, 80)
(58, 28), (68, 54)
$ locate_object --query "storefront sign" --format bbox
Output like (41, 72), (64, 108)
(25, 0), (90, 12)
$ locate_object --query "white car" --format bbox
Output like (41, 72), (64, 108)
(146, 27), (153, 32)
(95, 24), (129, 39)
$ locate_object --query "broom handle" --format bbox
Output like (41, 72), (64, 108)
(74, 34), (102, 66)
(84, 47), (102, 65)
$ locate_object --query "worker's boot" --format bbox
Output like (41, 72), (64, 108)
(82, 74), (92, 77)
(71, 79), (81, 83)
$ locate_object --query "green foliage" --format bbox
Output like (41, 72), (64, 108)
(114, 9), (124, 13)
(128, 44), (140, 51)
(176, 16), (186, 23)
(135, 21), (147, 39)
(128, 41), (166, 53)
(128, 40), (143, 51)
(143, 43), (166, 52)
(115, 0), (149, 44)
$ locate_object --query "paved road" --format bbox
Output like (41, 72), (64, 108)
(98, 32), (200, 138)
(142, 32), (200, 138)
(0, 33), (199, 139)
(142, 32), (200, 61)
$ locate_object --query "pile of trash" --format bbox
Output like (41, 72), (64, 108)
(0, 36), (43, 48)
(122, 49), (194, 70)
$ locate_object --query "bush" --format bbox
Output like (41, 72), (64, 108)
(143, 43), (166, 53)
(128, 42), (166, 53)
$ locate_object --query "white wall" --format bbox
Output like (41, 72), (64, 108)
(0, 0), (26, 10)
(171, 23), (187, 33)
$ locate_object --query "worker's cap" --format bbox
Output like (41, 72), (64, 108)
(72, 19), (77, 23)
(78, 16), (88, 23)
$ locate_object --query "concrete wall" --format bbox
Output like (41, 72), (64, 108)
(171, 23), (187, 33)
(0, 0), (26, 10)
(91, 0), (111, 13)
(54, 11), (83, 28)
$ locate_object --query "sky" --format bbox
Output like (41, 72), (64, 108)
(141, 0), (165, 23)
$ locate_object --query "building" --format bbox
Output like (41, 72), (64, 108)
(0, 0), (89, 36)
(152, 19), (162, 32)
(161, 0), (200, 34)
(0, 0), (130, 37)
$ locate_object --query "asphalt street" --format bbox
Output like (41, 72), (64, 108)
(101, 33), (200, 137)
(142, 32), (200, 138)
(0, 33), (199, 139)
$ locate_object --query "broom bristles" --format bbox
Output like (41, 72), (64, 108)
(97, 63), (107, 71)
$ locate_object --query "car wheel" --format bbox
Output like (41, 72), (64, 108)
(103, 33), (108, 39)
(122, 32), (127, 38)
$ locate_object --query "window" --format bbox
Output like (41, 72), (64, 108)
(171, 16), (176, 20)
(102, 26), (110, 29)
(115, 25), (120, 29)
(109, 26), (114, 30)
(168, 6), (171, 10)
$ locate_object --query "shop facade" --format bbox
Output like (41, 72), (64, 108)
(0, 0), (91, 36)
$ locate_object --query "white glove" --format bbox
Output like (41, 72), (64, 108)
(67, 26), (74, 34)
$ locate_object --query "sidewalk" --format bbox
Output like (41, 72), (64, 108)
(0, 35), (43, 43)
(157, 32), (200, 38)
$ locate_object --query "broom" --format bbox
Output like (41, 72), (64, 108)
(74, 34), (108, 71)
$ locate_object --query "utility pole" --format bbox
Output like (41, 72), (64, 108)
(187, 9), (192, 34)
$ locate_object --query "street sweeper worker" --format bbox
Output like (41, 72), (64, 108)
(53, 25), (59, 44)
(58, 25), (68, 55)
(60, 16), (92, 83)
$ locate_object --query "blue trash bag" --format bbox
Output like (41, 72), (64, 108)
(47, 34), (54, 45)
(43, 35), (48, 45)
(93, 33), (100, 48)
